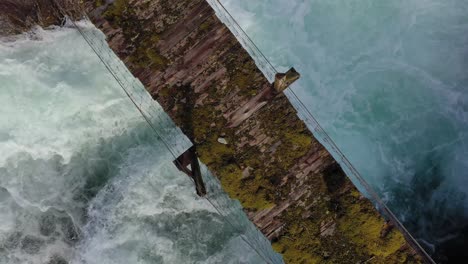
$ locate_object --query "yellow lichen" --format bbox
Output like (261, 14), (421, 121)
(216, 164), (274, 210)
(338, 199), (409, 262)
(199, 21), (211, 31)
(228, 63), (259, 96)
(128, 37), (168, 71)
(271, 206), (325, 264)
(103, 0), (129, 22)
(97, 3), (421, 261)
(95, 0), (104, 7)
(146, 49), (168, 70)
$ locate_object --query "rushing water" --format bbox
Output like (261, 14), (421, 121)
(0, 25), (278, 264)
(218, 0), (468, 262)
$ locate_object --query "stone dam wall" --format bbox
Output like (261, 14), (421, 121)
(0, 0), (425, 263)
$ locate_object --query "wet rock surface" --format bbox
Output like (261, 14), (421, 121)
(82, 1), (423, 262)
(0, 0), (424, 263)
(0, 0), (81, 35)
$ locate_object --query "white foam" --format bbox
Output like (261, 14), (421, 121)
(0, 22), (275, 264)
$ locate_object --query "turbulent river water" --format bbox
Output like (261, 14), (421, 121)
(0, 25), (279, 264)
(218, 0), (468, 262)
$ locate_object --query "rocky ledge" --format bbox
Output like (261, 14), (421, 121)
(0, 0), (424, 263)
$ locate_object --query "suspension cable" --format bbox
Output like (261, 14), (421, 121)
(52, 2), (281, 263)
(209, 0), (436, 263)
(53, 0), (434, 262)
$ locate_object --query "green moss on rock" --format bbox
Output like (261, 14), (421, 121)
(91, 1), (423, 262)
(337, 193), (420, 263)
(103, 0), (169, 71)
(103, 0), (128, 23)
(227, 59), (260, 96)
(94, 0), (104, 7)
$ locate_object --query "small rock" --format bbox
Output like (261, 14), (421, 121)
(269, 140), (282, 153)
(320, 220), (336, 237)
(217, 137), (228, 145)
(380, 221), (394, 238)
(242, 167), (253, 179)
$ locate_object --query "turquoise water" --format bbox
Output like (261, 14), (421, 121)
(0, 24), (279, 264)
(218, 0), (468, 262)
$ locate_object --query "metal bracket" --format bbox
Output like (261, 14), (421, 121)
(174, 146), (207, 197)
(273, 68), (300, 93)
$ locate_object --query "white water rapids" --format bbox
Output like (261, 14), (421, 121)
(0, 24), (279, 264)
